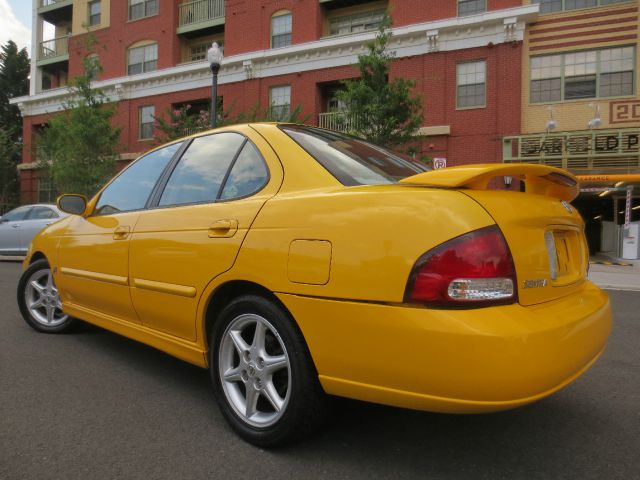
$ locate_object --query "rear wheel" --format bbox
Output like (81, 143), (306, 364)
(17, 259), (76, 333)
(210, 295), (327, 447)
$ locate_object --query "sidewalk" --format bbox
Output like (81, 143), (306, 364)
(588, 254), (640, 292)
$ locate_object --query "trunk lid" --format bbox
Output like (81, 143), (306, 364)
(462, 190), (588, 306)
(400, 164), (587, 306)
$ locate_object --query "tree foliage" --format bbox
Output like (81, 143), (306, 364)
(154, 101), (310, 143)
(335, 15), (423, 148)
(37, 54), (121, 197)
(0, 40), (30, 209)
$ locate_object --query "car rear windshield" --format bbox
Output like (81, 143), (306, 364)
(280, 125), (429, 186)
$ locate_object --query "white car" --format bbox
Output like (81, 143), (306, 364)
(0, 204), (66, 256)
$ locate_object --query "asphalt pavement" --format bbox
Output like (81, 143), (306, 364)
(1, 261), (639, 480)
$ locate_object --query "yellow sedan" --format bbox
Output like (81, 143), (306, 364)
(17, 124), (611, 447)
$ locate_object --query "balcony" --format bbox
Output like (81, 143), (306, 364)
(178, 0), (225, 36)
(37, 36), (69, 66)
(318, 111), (358, 133)
(38, 0), (73, 24)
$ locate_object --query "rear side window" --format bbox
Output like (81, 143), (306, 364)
(2, 206), (32, 222)
(159, 133), (245, 207)
(28, 207), (59, 220)
(220, 141), (269, 200)
(95, 141), (183, 215)
(281, 125), (429, 186)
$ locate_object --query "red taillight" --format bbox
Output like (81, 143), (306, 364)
(404, 225), (517, 307)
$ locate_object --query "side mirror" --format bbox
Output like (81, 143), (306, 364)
(57, 194), (88, 216)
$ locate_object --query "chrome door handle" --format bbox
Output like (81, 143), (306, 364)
(11, 224), (20, 228)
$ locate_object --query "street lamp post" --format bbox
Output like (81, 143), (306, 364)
(207, 42), (223, 128)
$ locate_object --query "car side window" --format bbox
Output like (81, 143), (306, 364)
(95, 142), (183, 216)
(158, 133), (245, 207)
(2, 206), (32, 222)
(28, 207), (59, 220)
(220, 141), (269, 200)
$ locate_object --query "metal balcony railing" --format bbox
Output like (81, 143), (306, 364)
(318, 111), (358, 133)
(38, 36), (69, 61)
(39, 0), (71, 8)
(178, 0), (225, 27)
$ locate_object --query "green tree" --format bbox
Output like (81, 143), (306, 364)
(335, 15), (423, 148)
(37, 54), (121, 197)
(0, 40), (30, 209)
(0, 128), (19, 213)
(154, 101), (310, 143)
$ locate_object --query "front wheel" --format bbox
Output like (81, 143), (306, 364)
(17, 259), (76, 333)
(210, 295), (327, 447)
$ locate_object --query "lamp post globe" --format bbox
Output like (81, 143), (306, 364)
(208, 42), (223, 128)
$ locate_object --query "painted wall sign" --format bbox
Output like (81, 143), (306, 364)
(519, 131), (639, 158)
(610, 100), (640, 124)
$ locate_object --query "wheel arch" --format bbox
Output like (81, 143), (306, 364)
(202, 280), (306, 354)
(29, 251), (47, 264)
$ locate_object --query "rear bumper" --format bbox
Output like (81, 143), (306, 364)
(277, 281), (611, 413)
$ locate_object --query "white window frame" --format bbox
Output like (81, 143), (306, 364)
(139, 105), (155, 140)
(269, 85), (291, 120)
(88, 0), (101, 26)
(457, 0), (486, 17)
(129, 0), (158, 21)
(271, 11), (292, 49)
(456, 60), (486, 109)
(127, 43), (158, 75)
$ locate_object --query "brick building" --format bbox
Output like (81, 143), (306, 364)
(500, 0), (640, 255)
(13, 0), (539, 203)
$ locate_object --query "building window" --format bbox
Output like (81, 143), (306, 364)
(534, 0), (626, 14)
(271, 11), (292, 48)
(457, 60), (486, 109)
(129, 0), (158, 21)
(458, 0), (486, 16)
(139, 105), (155, 139)
(530, 54), (562, 103)
(127, 43), (157, 75)
(189, 41), (224, 62)
(530, 46), (634, 103)
(328, 10), (385, 36)
(600, 46), (635, 97)
(88, 0), (101, 26)
(564, 50), (597, 99)
(85, 53), (101, 81)
(269, 85), (291, 120)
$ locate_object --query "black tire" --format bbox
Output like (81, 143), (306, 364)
(17, 259), (76, 333)
(210, 294), (327, 447)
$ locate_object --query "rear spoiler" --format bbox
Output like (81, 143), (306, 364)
(399, 164), (579, 202)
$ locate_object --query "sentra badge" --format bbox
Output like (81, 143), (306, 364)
(523, 279), (547, 289)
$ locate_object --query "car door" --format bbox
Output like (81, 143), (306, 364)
(56, 141), (184, 323)
(20, 206), (61, 251)
(129, 130), (283, 341)
(0, 206), (33, 254)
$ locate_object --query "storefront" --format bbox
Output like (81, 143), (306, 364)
(502, 129), (640, 258)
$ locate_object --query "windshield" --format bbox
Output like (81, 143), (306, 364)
(281, 125), (429, 186)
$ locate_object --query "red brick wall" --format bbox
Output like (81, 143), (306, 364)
(390, 0), (522, 27)
(68, 0), (180, 80)
(225, 0), (323, 56)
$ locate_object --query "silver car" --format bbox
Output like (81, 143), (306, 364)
(0, 204), (66, 256)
